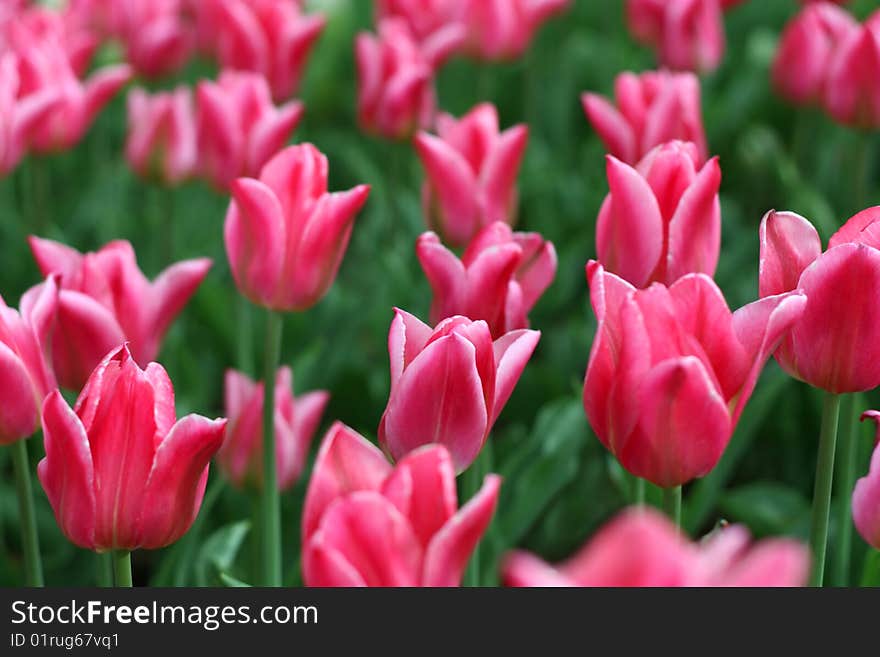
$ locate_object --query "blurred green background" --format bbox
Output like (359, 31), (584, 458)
(1, 0), (879, 586)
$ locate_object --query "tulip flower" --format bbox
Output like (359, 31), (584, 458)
(356, 18), (463, 140)
(823, 10), (880, 127)
(112, 0), (194, 79)
(376, 0), (464, 44)
(29, 236), (212, 391)
(379, 308), (540, 472)
(853, 411), (880, 550)
(196, 70), (304, 191)
(414, 103), (529, 247)
(218, 367), (328, 491)
(302, 422), (501, 587)
(772, 2), (856, 106)
(584, 261), (807, 488)
(416, 222), (557, 337)
(596, 141), (721, 288)
(38, 345), (227, 559)
(458, 0), (570, 60)
(125, 86), (197, 185)
(503, 508), (809, 587)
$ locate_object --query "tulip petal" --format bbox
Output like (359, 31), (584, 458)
(758, 210), (822, 298)
(28, 236), (83, 281)
(147, 258), (212, 361)
(853, 439), (880, 550)
(480, 124), (528, 225)
(502, 551), (572, 587)
(581, 92), (636, 163)
(491, 329), (541, 426)
(666, 157), (721, 282)
(829, 206), (880, 249)
(416, 232), (467, 327)
(387, 308), (435, 394)
(0, 342), (38, 444)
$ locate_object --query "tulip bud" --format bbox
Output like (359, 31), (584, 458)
(125, 86), (197, 185)
(458, 0), (570, 60)
(853, 411), (880, 550)
(823, 10), (880, 127)
(415, 103), (528, 247)
(224, 143), (370, 311)
(417, 222), (556, 337)
(38, 345), (227, 552)
(379, 309), (540, 472)
(302, 422), (500, 586)
(584, 261), (806, 487)
(596, 141), (721, 288)
(219, 367), (328, 491)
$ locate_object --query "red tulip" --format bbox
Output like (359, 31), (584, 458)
(417, 222), (556, 337)
(0, 277), (57, 444)
(224, 144), (370, 311)
(414, 103), (528, 247)
(457, 0), (569, 60)
(38, 345), (227, 552)
(584, 261), (806, 487)
(759, 208), (880, 393)
(196, 70), (304, 191)
(596, 141), (721, 288)
(126, 86), (197, 185)
(823, 10), (880, 127)
(581, 70), (707, 166)
(379, 309), (540, 472)
(219, 367), (328, 491)
(772, 2), (856, 106)
(29, 236), (212, 391)
(302, 422), (500, 587)
(503, 508), (809, 587)
(853, 411), (880, 549)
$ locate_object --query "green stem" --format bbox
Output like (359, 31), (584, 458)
(832, 393), (860, 586)
(11, 438), (44, 586)
(634, 476), (646, 507)
(663, 486), (682, 528)
(236, 296), (254, 376)
(113, 550), (132, 587)
(261, 309), (283, 586)
(462, 446), (490, 587)
(97, 553), (113, 587)
(854, 132), (872, 212)
(810, 392), (841, 587)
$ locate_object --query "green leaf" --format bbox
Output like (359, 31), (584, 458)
(219, 572), (252, 588)
(195, 521), (251, 587)
(719, 482), (810, 538)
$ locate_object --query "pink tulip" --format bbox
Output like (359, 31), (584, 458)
(626, 0), (728, 72)
(596, 141), (721, 288)
(29, 236), (212, 391)
(417, 222), (556, 337)
(581, 70), (707, 166)
(823, 10), (880, 127)
(196, 70), (304, 191)
(759, 208), (880, 393)
(0, 277), (58, 445)
(38, 345), (227, 552)
(584, 261), (806, 487)
(302, 422), (500, 587)
(772, 2), (856, 106)
(356, 18), (462, 140)
(376, 0), (464, 44)
(125, 86), (197, 185)
(224, 143), (370, 311)
(853, 411), (880, 549)
(458, 0), (570, 60)
(112, 0), (194, 78)
(414, 103), (528, 247)
(379, 308), (540, 472)
(218, 367), (328, 491)
(503, 508), (809, 587)
(209, 0), (324, 101)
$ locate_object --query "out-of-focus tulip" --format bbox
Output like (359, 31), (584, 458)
(853, 411), (880, 549)
(503, 508), (810, 587)
(302, 422), (500, 587)
(759, 208), (880, 393)
(458, 0), (570, 60)
(581, 70), (707, 165)
(596, 141), (721, 288)
(414, 103), (528, 247)
(29, 236), (212, 391)
(772, 2), (856, 106)
(125, 86), (197, 185)
(219, 367), (328, 491)
(379, 309), (540, 472)
(38, 345), (227, 552)
(584, 261), (806, 487)
(823, 10), (880, 127)
(209, 0), (324, 101)
(0, 278), (57, 445)
(376, 0), (463, 44)
(626, 0), (729, 72)
(112, 0), (194, 78)
(416, 222), (556, 337)
(356, 18), (462, 140)
(196, 70), (304, 190)
(224, 143), (370, 311)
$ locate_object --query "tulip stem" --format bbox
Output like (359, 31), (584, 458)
(261, 309), (283, 587)
(11, 438), (43, 586)
(832, 393), (860, 586)
(462, 444), (491, 587)
(113, 551), (132, 587)
(662, 486), (681, 529)
(97, 553), (113, 587)
(634, 476), (646, 507)
(810, 392), (841, 587)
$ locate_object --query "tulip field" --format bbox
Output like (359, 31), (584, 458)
(2, 0), (880, 590)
